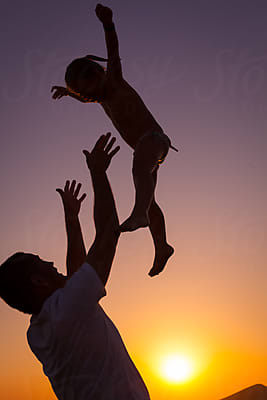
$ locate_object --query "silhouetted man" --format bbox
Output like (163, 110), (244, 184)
(0, 133), (150, 400)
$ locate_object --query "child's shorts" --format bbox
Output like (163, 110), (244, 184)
(136, 131), (171, 166)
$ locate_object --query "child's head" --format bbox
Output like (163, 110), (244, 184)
(65, 56), (106, 102)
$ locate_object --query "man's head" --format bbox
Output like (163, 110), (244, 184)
(65, 56), (107, 102)
(0, 253), (66, 315)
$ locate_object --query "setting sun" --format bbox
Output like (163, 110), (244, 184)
(160, 355), (194, 383)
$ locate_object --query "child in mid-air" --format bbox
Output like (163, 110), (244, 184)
(51, 4), (177, 276)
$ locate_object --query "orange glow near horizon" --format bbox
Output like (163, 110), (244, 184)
(160, 354), (194, 383)
(0, 312), (267, 400)
(119, 323), (267, 400)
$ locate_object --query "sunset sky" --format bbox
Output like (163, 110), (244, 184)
(1, 0), (267, 399)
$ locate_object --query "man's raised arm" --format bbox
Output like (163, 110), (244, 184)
(83, 133), (120, 286)
(56, 180), (87, 277)
(95, 4), (123, 79)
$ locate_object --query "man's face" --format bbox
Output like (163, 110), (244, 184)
(22, 254), (66, 293)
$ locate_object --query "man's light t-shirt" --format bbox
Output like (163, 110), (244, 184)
(27, 263), (150, 400)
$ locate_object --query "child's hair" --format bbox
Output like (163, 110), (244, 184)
(65, 55), (106, 93)
(0, 252), (39, 315)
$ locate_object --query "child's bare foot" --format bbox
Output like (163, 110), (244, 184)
(120, 214), (149, 232)
(148, 244), (174, 277)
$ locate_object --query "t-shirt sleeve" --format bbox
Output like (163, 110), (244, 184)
(52, 263), (106, 318)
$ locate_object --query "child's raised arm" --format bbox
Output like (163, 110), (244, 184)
(95, 4), (123, 80)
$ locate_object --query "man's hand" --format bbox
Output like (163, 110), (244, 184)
(83, 133), (120, 173)
(84, 133), (120, 286)
(51, 86), (69, 100)
(56, 180), (86, 218)
(95, 3), (113, 25)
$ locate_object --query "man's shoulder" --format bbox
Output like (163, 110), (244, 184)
(57, 264), (107, 313)
(67, 263), (103, 287)
(29, 264), (105, 326)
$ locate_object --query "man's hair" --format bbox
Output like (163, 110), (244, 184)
(65, 57), (105, 92)
(0, 252), (39, 315)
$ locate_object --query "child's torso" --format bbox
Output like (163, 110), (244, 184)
(101, 79), (163, 149)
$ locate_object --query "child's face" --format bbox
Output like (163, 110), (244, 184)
(77, 69), (106, 102)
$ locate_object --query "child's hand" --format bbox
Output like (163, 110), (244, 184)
(51, 86), (69, 100)
(95, 4), (113, 24)
(56, 180), (86, 217)
(83, 133), (120, 173)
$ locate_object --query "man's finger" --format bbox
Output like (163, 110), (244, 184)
(64, 180), (70, 192)
(70, 180), (76, 193)
(83, 150), (90, 159)
(74, 182), (82, 198)
(79, 193), (87, 203)
(109, 145), (120, 158)
(56, 188), (64, 197)
(92, 134), (106, 151)
(97, 132), (111, 149)
(105, 136), (116, 153)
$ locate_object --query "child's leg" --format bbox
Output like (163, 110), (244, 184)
(147, 168), (174, 276)
(120, 133), (167, 232)
(148, 197), (174, 277)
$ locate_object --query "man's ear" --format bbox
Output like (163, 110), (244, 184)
(30, 273), (49, 288)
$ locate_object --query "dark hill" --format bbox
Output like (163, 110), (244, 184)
(222, 384), (267, 400)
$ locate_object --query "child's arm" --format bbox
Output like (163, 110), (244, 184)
(51, 86), (88, 103)
(95, 4), (123, 80)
